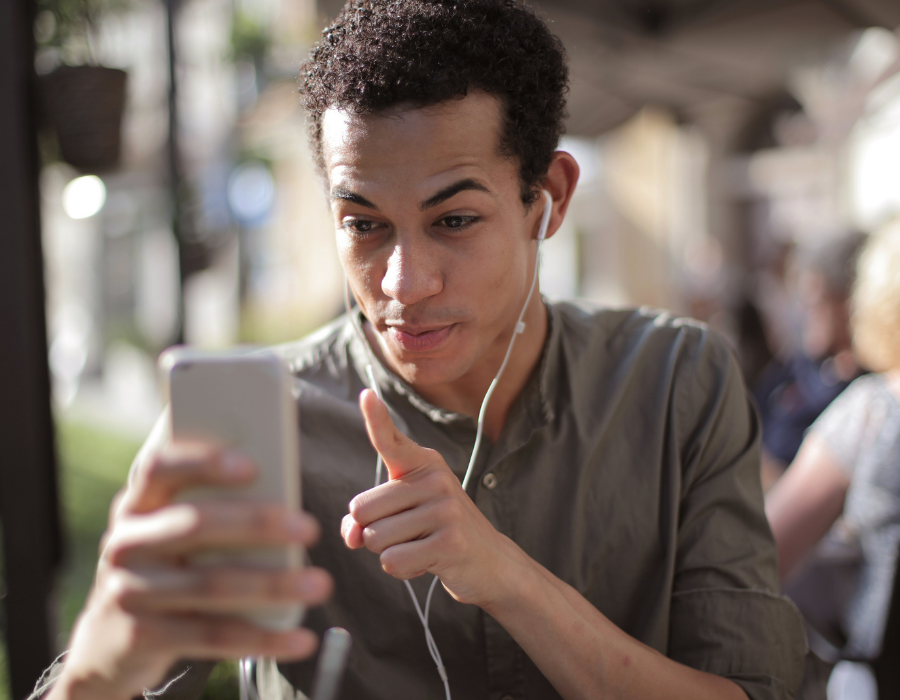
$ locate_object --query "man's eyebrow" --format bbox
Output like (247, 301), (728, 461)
(331, 188), (379, 210)
(420, 179), (491, 211)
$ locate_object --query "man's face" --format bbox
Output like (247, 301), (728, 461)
(321, 92), (544, 390)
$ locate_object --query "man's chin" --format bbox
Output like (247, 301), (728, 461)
(388, 353), (467, 389)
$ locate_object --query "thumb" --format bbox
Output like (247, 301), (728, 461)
(359, 389), (430, 480)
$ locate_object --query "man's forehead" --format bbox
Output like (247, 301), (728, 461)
(320, 93), (509, 182)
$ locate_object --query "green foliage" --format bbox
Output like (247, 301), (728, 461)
(230, 12), (272, 64)
(201, 660), (239, 700)
(34, 0), (135, 63)
(55, 419), (140, 636)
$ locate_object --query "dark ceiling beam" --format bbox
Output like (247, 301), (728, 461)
(817, 0), (890, 28)
(624, 0), (750, 35)
(542, 0), (757, 37)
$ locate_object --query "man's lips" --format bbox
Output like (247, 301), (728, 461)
(386, 324), (455, 352)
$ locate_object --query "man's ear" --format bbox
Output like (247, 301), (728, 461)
(539, 151), (580, 241)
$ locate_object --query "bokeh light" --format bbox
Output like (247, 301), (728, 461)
(227, 161), (274, 225)
(62, 175), (106, 220)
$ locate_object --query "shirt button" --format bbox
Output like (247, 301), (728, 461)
(482, 472), (498, 489)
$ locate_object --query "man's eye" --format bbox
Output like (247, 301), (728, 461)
(342, 219), (377, 234)
(438, 215), (477, 229)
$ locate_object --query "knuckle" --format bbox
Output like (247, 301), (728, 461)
(247, 504), (270, 534)
(198, 570), (233, 598)
(380, 550), (399, 576)
(421, 447), (442, 464)
(348, 495), (372, 525)
(423, 468), (456, 495)
(104, 570), (134, 609)
(134, 618), (167, 652)
(204, 619), (258, 649)
(263, 572), (284, 599)
(436, 525), (466, 554)
(201, 447), (226, 479)
(200, 622), (228, 647)
(262, 630), (306, 656)
(201, 619), (234, 647)
(103, 533), (132, 567)
(178, 504), (206, 537)
(362, 526), (384, 554)
(270, 571), (297, 599)
(252, 504), (285, 538)
(142, 452), (168, 485)
(433, 495), (463, 523)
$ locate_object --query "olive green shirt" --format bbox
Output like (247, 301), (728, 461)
(32, 301), (806, 700)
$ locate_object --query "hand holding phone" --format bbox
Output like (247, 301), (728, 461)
(48, 351), (329, 700)
(161, 347), (305, 631)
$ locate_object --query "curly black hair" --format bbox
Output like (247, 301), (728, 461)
(299, 0), (568, 205)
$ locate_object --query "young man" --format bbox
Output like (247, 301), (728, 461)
(34, 1), (806, 699)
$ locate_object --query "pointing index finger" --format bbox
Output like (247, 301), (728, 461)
(359, 389), (430, 480)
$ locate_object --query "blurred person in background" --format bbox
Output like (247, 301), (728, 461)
(755, 232), (868, 491)
(767, 219), (900, 697)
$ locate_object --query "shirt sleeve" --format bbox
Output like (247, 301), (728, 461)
(810, 376), (879, 478)
(667, 329), (807, 700)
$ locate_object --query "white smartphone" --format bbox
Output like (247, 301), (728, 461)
(160, 347), (304, 631)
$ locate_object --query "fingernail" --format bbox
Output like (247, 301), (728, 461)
(221, 452), (254, 477)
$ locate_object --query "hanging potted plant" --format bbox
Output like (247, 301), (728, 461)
(36, 0), (131, 171)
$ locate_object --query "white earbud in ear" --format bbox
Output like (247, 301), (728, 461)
(537, 189), (553, 241)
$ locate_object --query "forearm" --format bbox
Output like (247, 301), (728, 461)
(766, 434), (849, 581)
(483, 543), (748, 700)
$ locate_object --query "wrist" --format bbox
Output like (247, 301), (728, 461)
(479, 535), (547, 618)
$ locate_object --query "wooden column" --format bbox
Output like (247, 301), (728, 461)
(0, 0), (64, 696)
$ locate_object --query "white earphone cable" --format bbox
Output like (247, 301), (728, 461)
(461, 191), (551, 492)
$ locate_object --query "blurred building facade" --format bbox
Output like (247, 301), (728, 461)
(36, 0), (900, 434)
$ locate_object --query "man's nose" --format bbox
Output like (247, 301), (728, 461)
(381, 238), (442, 306)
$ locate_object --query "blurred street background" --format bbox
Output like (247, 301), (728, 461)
(2, 0), (900, 698)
